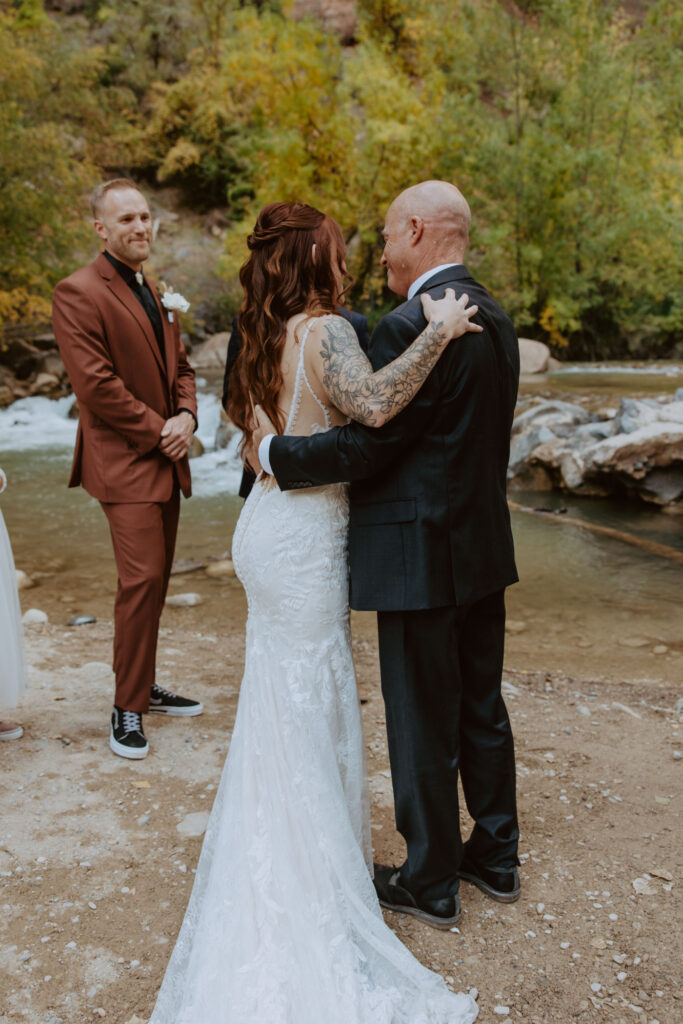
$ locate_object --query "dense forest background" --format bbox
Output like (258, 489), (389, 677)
(1, 0), (681, 358)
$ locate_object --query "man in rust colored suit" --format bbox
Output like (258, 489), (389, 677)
(53, 179), (202, 760)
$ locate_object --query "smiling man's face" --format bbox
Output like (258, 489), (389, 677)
(380, 201), (415, 298)
(94, 187), (152, 270)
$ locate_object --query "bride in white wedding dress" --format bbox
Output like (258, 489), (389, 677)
(149, 203), (481, 1023)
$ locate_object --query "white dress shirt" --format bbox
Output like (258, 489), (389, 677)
(258, 263), (462, 474)
(407, 263), (460, 300)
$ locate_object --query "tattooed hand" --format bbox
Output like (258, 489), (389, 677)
(421, 289), (483, 340)
(316, 289), (482, 429)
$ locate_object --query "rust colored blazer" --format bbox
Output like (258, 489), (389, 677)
(52, 253), (197, 503)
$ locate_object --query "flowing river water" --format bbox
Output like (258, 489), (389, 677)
(1, 363), (681, 688)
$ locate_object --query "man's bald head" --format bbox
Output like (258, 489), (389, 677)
(381, 181), (472, 297)
(391, 180), (471, 247)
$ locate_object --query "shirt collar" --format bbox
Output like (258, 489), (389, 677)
(407, 263), (460, 300)
(103, 250), (140, 286)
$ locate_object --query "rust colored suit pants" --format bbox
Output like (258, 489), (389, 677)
(101, 487), (180, 713)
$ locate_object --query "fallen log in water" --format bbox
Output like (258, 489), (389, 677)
(508, 500), (683, 565)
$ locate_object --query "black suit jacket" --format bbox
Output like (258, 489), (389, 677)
(222, 308), (371, 498)
(269, 266), (519, 611)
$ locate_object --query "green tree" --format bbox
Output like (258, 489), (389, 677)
(0, 2), (101, 325)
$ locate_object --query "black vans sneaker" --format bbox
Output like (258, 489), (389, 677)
(148, 684), (203, 717)
(110, 707), (149, 760)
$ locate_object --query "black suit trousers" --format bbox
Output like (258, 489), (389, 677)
(376, 589), (519, 902)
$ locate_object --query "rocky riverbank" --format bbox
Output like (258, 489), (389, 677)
(0, 329), (71, 408)
(3, 325), (683, 515)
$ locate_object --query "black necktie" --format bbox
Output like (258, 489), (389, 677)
(132, 275), (165, 363)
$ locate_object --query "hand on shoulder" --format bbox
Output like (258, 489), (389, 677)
(420, 289), (483, 340)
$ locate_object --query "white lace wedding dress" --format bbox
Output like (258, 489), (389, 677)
(149, 324), (478, 1024)
(0, 471), (28, 711)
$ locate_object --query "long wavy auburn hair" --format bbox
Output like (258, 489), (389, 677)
(228, 202), (348, 451)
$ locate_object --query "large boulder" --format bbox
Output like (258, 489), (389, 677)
(582, 420), (683, 507)
(29, 372), (62, 396)
(509, 394), (683, 509)
(518, 338), (551, 375)
(0, 338), (46, 380)
(191, 332), (230, 369)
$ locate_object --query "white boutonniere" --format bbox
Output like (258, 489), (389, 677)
(160, 285), (190, 323)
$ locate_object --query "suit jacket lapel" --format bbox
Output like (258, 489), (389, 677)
(96, 254), (167, 378)
(149, 281), (177, 385)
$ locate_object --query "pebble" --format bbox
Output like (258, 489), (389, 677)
(67, 615), (97, 626)
(165, 593), (203, 607)
(673, 751), (681, 761)
(633, 875), (658, 895)
(93, 1011), (106, 1019)
(15, 569), (35, 590)
(652, 644), (668, 654)
(577, 705), (591, 716)
(204, 559), (236, 578)
(536, 903), (545, 914)
(617, 971), (627, 982)
(19, 950), (31, 963)
(138, 813), (151, 826)
(493, 1007), (510, 1015)
(590, 982), (602, 993)
(618, 636), (649, 648)
(505, 620), (527, 634)
(22, 608), (48, 626)
(88, 902), (96, 910)
(177, 811), (210, 838)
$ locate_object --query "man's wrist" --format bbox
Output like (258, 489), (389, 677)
(177, 408), (198, 431)
(258, 434), (275, 476)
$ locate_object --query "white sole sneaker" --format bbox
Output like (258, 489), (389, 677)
(109, 728), (149, 760)
(148, 701), (203, 717)
(0, 724), (23, 741)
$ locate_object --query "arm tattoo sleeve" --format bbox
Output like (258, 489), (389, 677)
(319, 315), (452, 428)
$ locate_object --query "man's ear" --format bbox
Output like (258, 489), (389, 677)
(409, 216), (424, 247)
(93, 219), (107, 243)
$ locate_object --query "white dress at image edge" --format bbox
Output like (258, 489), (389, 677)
(0, 470), (28, 710)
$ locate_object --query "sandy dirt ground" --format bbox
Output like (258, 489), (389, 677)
(1, 567), (681, 1024)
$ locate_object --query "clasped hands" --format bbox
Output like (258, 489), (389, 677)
(159, 411), (195, 462)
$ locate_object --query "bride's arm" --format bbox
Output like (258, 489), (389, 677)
(316, 289), (482, 428)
